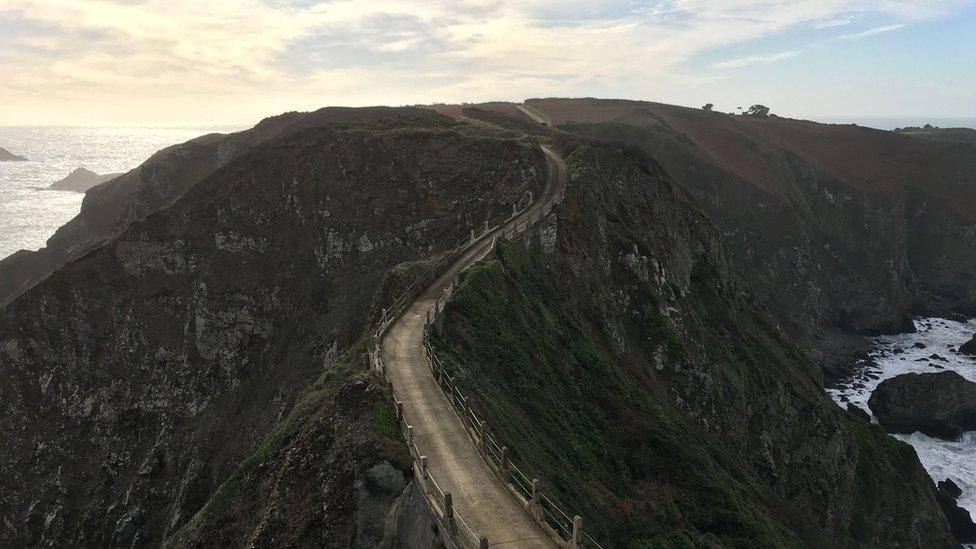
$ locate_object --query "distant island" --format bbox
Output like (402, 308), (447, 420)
(0, 147), (28, 161)
(895, 124), (976, 144)
(49, 167), (123, 192)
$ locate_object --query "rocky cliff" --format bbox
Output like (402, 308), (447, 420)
(519, 98), (976, 379)
(432, 138), (955, 546)
(0, 109), (545, 546)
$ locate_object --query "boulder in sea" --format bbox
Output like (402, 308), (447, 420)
(0, 147), (27, 161)
(912, 342), (927, 349)
(868, 371), (976, 439)
(49, 167), (123, 192)
(961, 334), (976, 356)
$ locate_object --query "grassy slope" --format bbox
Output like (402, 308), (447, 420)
(434, 243), (800, 547)
(430, 141), (949, 547)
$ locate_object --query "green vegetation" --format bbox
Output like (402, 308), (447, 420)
(433, 241), (800, 548)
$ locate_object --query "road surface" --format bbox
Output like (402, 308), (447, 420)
(380, 146), (566, 547)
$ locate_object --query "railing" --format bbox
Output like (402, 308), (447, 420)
(367, 158), (598, 548)
(366, 191), (540, 549)
(421, 213), (604, 549)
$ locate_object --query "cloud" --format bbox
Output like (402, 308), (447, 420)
(712, 50), (801, 69)
(831, 22), (906, 40)
(0, 0), (972, 124)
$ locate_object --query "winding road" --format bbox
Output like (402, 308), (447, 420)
(379, 145), (566, 547)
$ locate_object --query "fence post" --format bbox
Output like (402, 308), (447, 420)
(480, 420), (489, 457)
(421, 455), (429, 480)
(444, 493), (457, 537)
(571, 515), (583, 549)
(470, 228), (475, 244)
(501, 446), (510, 474)
(484, 220), (489, 234)
(407, 425), (414, 449)
(531, 478), (542, 521)
(512, 203), (517, 218)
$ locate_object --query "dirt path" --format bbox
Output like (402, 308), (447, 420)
(380, 146), (566, 547)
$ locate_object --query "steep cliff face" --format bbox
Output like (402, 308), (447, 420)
(0, 111), (544, 546)
(521, 98), (976, 377)
(432, 140), (954, 547)
(0, 107), (474, 307)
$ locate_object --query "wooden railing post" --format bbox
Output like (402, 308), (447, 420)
(571, 515), (583, 548)
(480, 420), (489, 457)
(444, 493), (456, 537)
(421, 455), (429, 480)
(395, 401), (404, 424)
(531, 478), (541, 521)
(500, 446), (510, 474)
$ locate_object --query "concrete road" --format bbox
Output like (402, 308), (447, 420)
(380, 146), (566, 547)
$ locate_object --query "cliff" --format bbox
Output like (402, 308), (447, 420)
(518, 98), (976, 378)
(432, 139), (954, 547)
(0, 100), (966, 546)
(0, 109), (545, 546)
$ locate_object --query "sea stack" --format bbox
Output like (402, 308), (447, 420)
(49, 167), (123, 192)
(0, 147), (28, 161)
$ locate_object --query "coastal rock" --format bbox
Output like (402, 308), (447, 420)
(960, 334), (976, 356)
(934, 478), (976, 542)
(868, 371), (976, 439)
(49, 167), (123, 192)
(0, 147), (27, 161)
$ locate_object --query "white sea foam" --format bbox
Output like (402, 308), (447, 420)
(827, 317), (976, 521)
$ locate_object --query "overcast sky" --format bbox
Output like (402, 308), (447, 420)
(1, 0), (974, 125)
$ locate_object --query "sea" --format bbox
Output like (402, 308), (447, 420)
(0, 125), (243, 260)
(828, 317), (976, 523)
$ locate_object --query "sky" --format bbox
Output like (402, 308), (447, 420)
(1, 0), (975, 126)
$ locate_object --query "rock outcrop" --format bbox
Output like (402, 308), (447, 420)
(869, 371), (976, 439)
(49, 167), (123, 192)
(0, 147), (27, 161)
(960, 333), (976, 355)
(934, 478), (976, 542)
(0, 109), (545, 546)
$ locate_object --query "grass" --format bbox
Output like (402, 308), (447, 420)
(432, 241), (800, 547)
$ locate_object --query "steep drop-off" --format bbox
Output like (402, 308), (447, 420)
(432, 139), (954, 547)
(521, 98), (976, 378)
(0, 110), (545, 546)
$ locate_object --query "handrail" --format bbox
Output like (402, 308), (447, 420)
(367, 188), (543, 549)
(369, 147), (603, 548)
